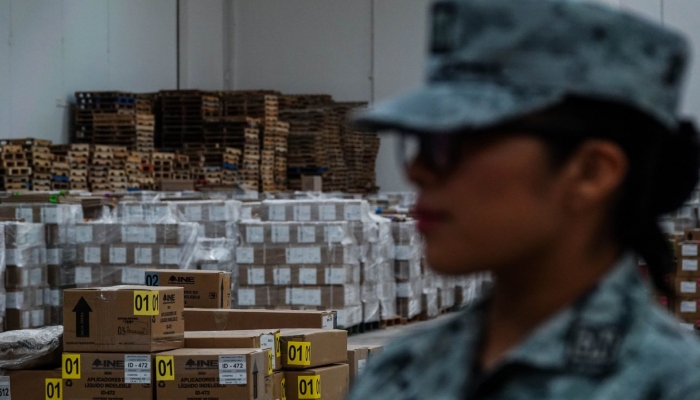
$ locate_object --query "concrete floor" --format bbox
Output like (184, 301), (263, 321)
(347, 313), (453, 346)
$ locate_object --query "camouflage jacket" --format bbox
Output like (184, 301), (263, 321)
(348, 255), (700, 400)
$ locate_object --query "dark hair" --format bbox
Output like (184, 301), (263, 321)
(512, 96), (700, 295)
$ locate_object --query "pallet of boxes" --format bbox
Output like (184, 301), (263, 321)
(673, 229), (700, 331)
(237, 199), (366, 329)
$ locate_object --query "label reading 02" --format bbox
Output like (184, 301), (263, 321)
(287, 341), (311, 366)
(155, 356), (175, 381)
(298, 375), (321, 399)
(133, 290), (159, 315)
(45, 378), (62, 400)
(62, 354), (81, 379)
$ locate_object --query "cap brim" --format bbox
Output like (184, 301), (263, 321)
(352, 82), (565, 135)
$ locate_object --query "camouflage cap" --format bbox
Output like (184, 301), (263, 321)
(353, 0), (690, 133)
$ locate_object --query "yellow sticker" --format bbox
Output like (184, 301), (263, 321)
(275, 332), (281, 357)
(156, 356), (175, 381)
(45, 378), (62, 400)
(133, 290), (160, 316)
(62, 354), (81, 379)
(286, 341), (311, 366)
(297, 375), (321, 399)
(281, 378), (287, 400)
(267, 349), (274, 375)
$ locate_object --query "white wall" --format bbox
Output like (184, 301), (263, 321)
(0, 0), (225, 144)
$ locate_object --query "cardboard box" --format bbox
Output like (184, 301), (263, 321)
(675, 297), (700, 318)
(236, 244), (358, 266)
(185, 329), (282, 371)
(272, 371), (285, 400)
(62, 353), (154, 400)
(63, 286), (185, 352)
(301, 176), (322, 192)
(156, 348), (270, 400)
(145, 269), (231, 309)
(677, 257), (700, 278)
(184, 309), (335, 331)
(239, 265), (359, 286)
(279, 329), (347, 369)
(4, 370), (61, 400)
(284, 364), (349, 400)
(346, 346), (368, 386)
(239, 222), (352, 246)
(674, 276), (700, 295)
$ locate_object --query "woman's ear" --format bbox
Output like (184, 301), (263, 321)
(561, 140), (628, 212)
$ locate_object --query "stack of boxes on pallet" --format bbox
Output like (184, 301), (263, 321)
(74, 91), (155, 152)
(72, 221), (199, 288)
(358, 215), (397, 326)
(673, 230), (700, 329)
(393, 220), (424, 320)
(237, 199), (370, 329)
(0, 203), (83, 325)
(3, 222), (48, 330)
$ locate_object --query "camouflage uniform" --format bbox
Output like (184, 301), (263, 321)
(348, 255), (700, 399)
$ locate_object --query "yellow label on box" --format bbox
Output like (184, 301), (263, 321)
(287, 341), (311, 366)
(133, 290), (160, 315)
(297, 375), (321, 399)
(267, 349), (274, 375)
(275, 332), (281, 357)
(281, 378), (287, 400)
(45, 378), (62, 400)
(156, 356), (175, 381)
(62, 354), (81, 379)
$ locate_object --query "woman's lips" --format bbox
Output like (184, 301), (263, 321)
(414, 205), (447, 234)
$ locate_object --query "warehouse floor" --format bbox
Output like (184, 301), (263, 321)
(348, 313), (455, 346)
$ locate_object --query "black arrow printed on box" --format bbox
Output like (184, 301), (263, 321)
(253, 360), (258, 400)
(73, 297), (92, 338)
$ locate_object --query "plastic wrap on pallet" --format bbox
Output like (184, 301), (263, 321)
(191, 238), (238, 307)
(3, 222), (47, 331)
(237, 284), (361, 309)
(363, 300), (381, 323)
(397, 296), (422, 320)
(0, 204), (86, 326)
(71, 222), (199, 287)
(368, 192), (417, 214)
(454, 272), (493, 308)
(115, 201), (177, 223)
(165, 200), (241, 239)
(0, 326), (62, 370)
(422, 288), (440, 319)
(240, 265), (360, 286)
(239, 221), (355, 247)
(260, 199), (372, 223)
(241, 201), (262, 221)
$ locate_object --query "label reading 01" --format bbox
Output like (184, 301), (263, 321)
(155, 356), (175, 381)
(267, 350), (274, 375)
(298, 375), (321, 399)
(133, 290), (159, 315)
(45, 379), (62, 400)
(62, 354), (81, 379)
(287, 341), (311, 366)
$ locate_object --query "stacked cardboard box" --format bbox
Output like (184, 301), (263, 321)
(393, 220), (423, 320)
(62, 285), (186, 400)
(0, 227), (6, 331)
(345, 344), (384, 387)
(673, 230), (700, 330)
(238, 200), (365, 328)
(0, 204), (83, 325)
(357, 215), (396, 324)
(3, 222), (47, 331)
(72, 222), (199, 288)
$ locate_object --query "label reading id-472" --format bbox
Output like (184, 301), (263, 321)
(124, 355), (152, 384)
(219, 355), (247, 385)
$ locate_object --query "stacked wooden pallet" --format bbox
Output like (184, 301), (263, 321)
(335, 102), (380, 193)
(273, 121), (289, 191)
(74, 91), (155, 152)
(89, 145), (113, 191)
(157, 90), (220, 149)
(0, 144), (31, 191)
(9, 139), (53, 191)
(174, 154), (192, 180)
(50, 144), (90, 191)
(152, 152), (175, 181)
(222, 147), (242, 185)
(202, 116), (260, 190)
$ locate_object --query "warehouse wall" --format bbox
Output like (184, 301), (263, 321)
(0, 0), (226, 144)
